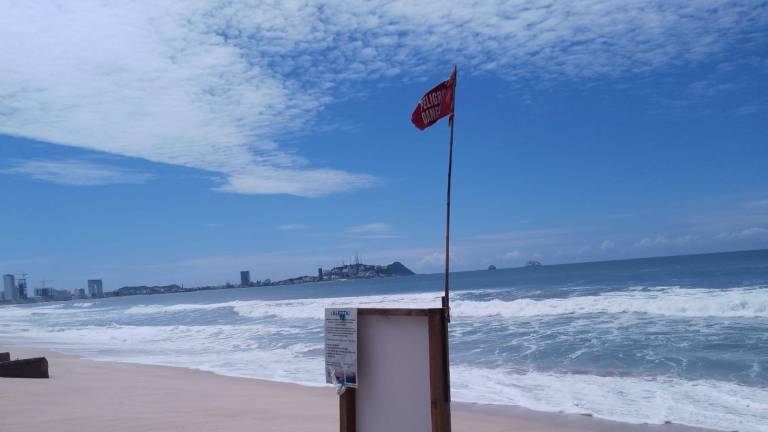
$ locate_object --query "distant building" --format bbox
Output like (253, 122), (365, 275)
(51, 289), (72, 301)
(17, 278), (28, 299)
(3, 274), (18, 302)
(33, 287), (71, 301)
(34, 287), (53, 298)
(240, 271), (251, 287)
(88, 279), (104, 297)
(318, 267), (323, 281)
(74, 288), (87, 298)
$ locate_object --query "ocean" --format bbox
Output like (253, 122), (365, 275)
(1, 249), (767, 431)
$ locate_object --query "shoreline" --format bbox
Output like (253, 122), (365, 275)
(0, 346), (717, 432)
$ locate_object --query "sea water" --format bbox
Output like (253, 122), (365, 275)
(1, 249), (767, 431)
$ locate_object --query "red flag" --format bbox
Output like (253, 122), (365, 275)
(411, 68), (456, 131)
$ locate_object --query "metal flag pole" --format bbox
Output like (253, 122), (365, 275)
(443, 66), (457, 323)
(440, 65), (458, 411)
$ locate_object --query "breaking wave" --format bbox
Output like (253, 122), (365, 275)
(123, 286), (768, 319)
(453, 286), (768, 318)
(451, 366), (768, 432)
(0, 303), (107, 318)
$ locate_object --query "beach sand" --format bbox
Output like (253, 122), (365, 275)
(0, 347), (714, 432)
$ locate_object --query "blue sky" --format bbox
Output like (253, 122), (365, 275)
(1, 1), (767, 291)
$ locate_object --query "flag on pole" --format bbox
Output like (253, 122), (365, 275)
(410, 68), (456, 131)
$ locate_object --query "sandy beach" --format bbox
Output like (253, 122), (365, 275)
(0, 347), (716, 432)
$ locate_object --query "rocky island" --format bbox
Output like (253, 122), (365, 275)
(113, 261), (415, 297)
(272, 261), (415, 286)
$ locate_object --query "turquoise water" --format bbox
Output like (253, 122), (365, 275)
(2, 250), (767, 431)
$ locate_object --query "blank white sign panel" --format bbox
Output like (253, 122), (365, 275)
(356, 314), (432, 432)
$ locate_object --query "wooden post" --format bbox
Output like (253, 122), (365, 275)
(428, 309), (452, 432)
(339, 388), (356, 432)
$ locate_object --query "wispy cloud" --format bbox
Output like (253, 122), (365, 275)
(717, 227), (768, 239)
(276, 224), (308, 231)
(347, 223), (392, 234)
(417, 250), (465, 268)
(1, 159), (152, 186)
(1, 2), (763, 196)
(633, 234), (697, 248)
(466, 228), (573, 245)
(346, 222), (400, 239)
(502, 249), (523, 262)
(745, 199), (768, 209)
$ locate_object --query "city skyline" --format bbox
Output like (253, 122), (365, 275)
(3, 247), (768, 297)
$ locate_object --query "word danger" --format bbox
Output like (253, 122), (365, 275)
(418, 88), (448, 124)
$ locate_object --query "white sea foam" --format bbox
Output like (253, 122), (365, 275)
(452, 366), (768, 432)
(123, 286), (768, 319)
(453, 286), (768, 318)
(0, 322), (327, 386)
(0, 303), (107, 318)
(124, 292), (444, 318)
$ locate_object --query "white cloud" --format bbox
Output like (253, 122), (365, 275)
(417, 250), (463, 269)
(215, 168), (375, 197)
(635, 236), (661, 248)
(1, 159), (152, 186)
(419, 251), (444, 268)
(346, 222), (400, 239)
(466, 228), (573, 248)
(717, 227), (768, 239)
(745, 199), (768, 209)
(600, 240), (616, 250)
(634, 234), (696, 248)
(228, 0), (766, 80)
(1, 1), (763, 195)
(0, 1), (370, 197)
(741, 227), (768, 237)
(347, 222), (392, 234)
(276, 224), (308, 231)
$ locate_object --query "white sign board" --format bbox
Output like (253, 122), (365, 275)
(325, 308), (358, 388)
(356, 313), (432, 432)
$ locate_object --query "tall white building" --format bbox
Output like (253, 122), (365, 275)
(3, 274), (18, 302)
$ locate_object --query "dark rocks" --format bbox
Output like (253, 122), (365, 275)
(0, 356), (49, 379)
(386, 261), (415, 276)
